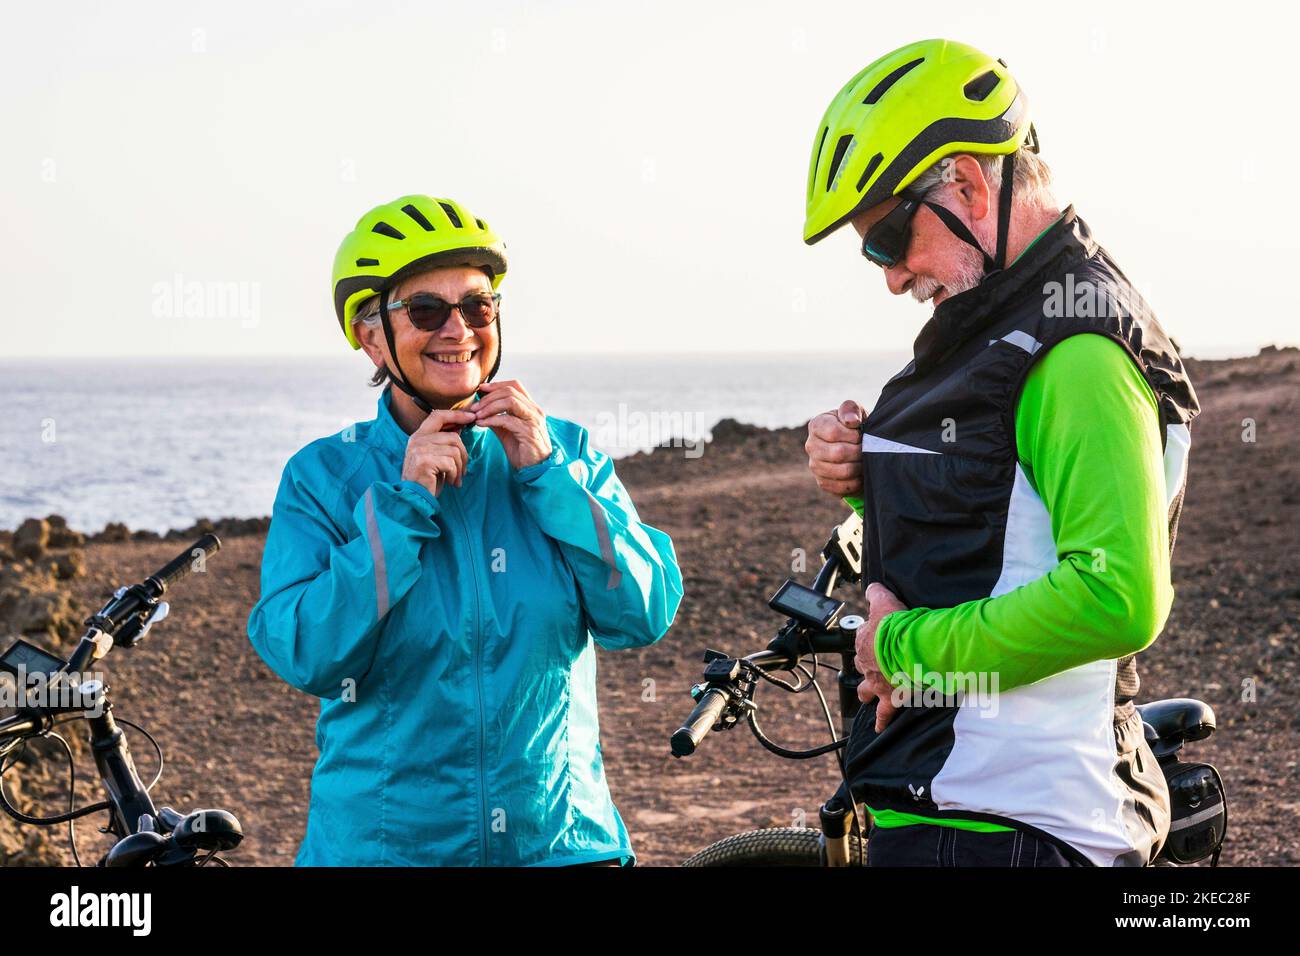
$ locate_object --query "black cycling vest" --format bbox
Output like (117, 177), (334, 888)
(861, 205), (1198, 712)
(843, 206), (1199, 858)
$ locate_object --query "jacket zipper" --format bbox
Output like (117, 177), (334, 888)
(445, 489), (490, 865)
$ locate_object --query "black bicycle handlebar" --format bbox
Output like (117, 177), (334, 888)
(671, 687), (730, 757)
(0, 713), (39, 745)
(671, 516), (866, 760)
(148, 533), (221, 594)
(65, 534), (221, 674)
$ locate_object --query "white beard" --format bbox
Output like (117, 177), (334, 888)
(912, 241), (986, 305)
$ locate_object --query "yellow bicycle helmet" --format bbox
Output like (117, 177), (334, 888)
(332, 195), (508, 409)
(804, 39), (1038, 271)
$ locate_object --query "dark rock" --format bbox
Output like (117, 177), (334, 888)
(174, 517), (217, 538)
(709, 418), (769, 448)
(47, 526), (86, 548)
(98, 522), (130, 543)
(13, 519), (49, 561)
(6, 589), (75, 639)
(166, 515), (269, 540)
(50, 551), (85, 581)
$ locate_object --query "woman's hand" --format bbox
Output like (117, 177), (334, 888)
(472, 380), (553, 469)
(402, 409), (476, 496)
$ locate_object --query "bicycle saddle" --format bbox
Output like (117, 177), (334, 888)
(1137, 698), (1215, 758)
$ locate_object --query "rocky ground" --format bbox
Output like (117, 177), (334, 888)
(2, 346), (1296, 866)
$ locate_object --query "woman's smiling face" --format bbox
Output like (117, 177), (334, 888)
(356, 264), (499, 408)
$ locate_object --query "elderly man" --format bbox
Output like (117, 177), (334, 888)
(803, 39), (1199, 867)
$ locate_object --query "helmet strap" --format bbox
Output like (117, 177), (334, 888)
(485, 315), (502, 383)
(920, 151), (1017, 277)
(378, 290), (434, 415)
(993, 151), (1016, 272)
(922, 200), (996, 274)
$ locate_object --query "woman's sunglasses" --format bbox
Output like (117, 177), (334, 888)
(385, 291), (501, 331)
(861, 196), (922, 269)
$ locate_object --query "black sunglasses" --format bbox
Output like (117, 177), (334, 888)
(861, 196), (923, 269)
(385, 291), (501, 331)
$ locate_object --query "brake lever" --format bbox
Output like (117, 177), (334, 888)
(115, 601), (170, 649)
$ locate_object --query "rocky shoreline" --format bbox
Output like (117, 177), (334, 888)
(0, 419), (798, 547)
(2, 344), (1297, 866)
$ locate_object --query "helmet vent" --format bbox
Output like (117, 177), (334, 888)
(475, 218), (486, 229)
(401, 204), (436, 231)
(855, 152), (884, 193)
(371, 222), (405, 240)
(964, 70), (1000, 102)
(862, 57), (923, 105)
(355, 257), (379, 267)
(810, 127), (829, 199)
(825, 134), (854, 191)
(438, 202), (463, 228)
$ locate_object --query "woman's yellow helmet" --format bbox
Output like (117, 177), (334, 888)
(332, 195), (507, 348)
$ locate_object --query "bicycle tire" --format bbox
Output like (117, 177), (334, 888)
(681, 827), (865, 867)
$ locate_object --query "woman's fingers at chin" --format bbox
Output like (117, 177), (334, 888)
(483, 414), (528, 435)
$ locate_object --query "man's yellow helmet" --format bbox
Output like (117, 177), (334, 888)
(804, 39), (1035, 246)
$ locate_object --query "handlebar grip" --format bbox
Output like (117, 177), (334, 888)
(671, 687), (729, 758)
(148, 533), (221, 593)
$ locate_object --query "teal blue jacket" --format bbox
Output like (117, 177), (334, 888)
(247, 389), (683, 865)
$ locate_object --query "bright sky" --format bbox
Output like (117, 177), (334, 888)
(2, 0), (1295, 359)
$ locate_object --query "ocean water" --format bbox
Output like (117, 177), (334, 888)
(0, 352), (907, 534)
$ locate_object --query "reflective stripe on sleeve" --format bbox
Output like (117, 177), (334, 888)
(363, 487), (391, 618)
(584, 491), (623, 590)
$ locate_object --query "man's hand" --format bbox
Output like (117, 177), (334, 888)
(402, 409), (476, 497)
(805, 400), (865, 498)
(472, 380), (553, 470)
(854, 582), (910, 732)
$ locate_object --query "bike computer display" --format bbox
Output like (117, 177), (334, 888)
(0, 639), (66, 679)
(768, 580), (844, 630)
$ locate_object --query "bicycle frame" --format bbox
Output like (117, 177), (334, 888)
(86, 705), (157, 840)
(0, 534), (243, 866)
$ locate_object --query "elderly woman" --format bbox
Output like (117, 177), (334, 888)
(247, 194), (683, 866)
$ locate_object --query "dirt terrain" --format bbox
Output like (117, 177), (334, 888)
(3, 346), (1297, 866)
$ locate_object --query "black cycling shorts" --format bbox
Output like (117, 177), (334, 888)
(866, 824), (1085, 867)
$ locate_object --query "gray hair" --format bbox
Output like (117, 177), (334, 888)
(351, 293), (390, 388)
(909, 146), (1054, 207)
(353, 293), (383, 331)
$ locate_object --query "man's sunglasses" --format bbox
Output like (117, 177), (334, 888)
(860, 196), (923, 269)
(384, 291), (501, 331)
